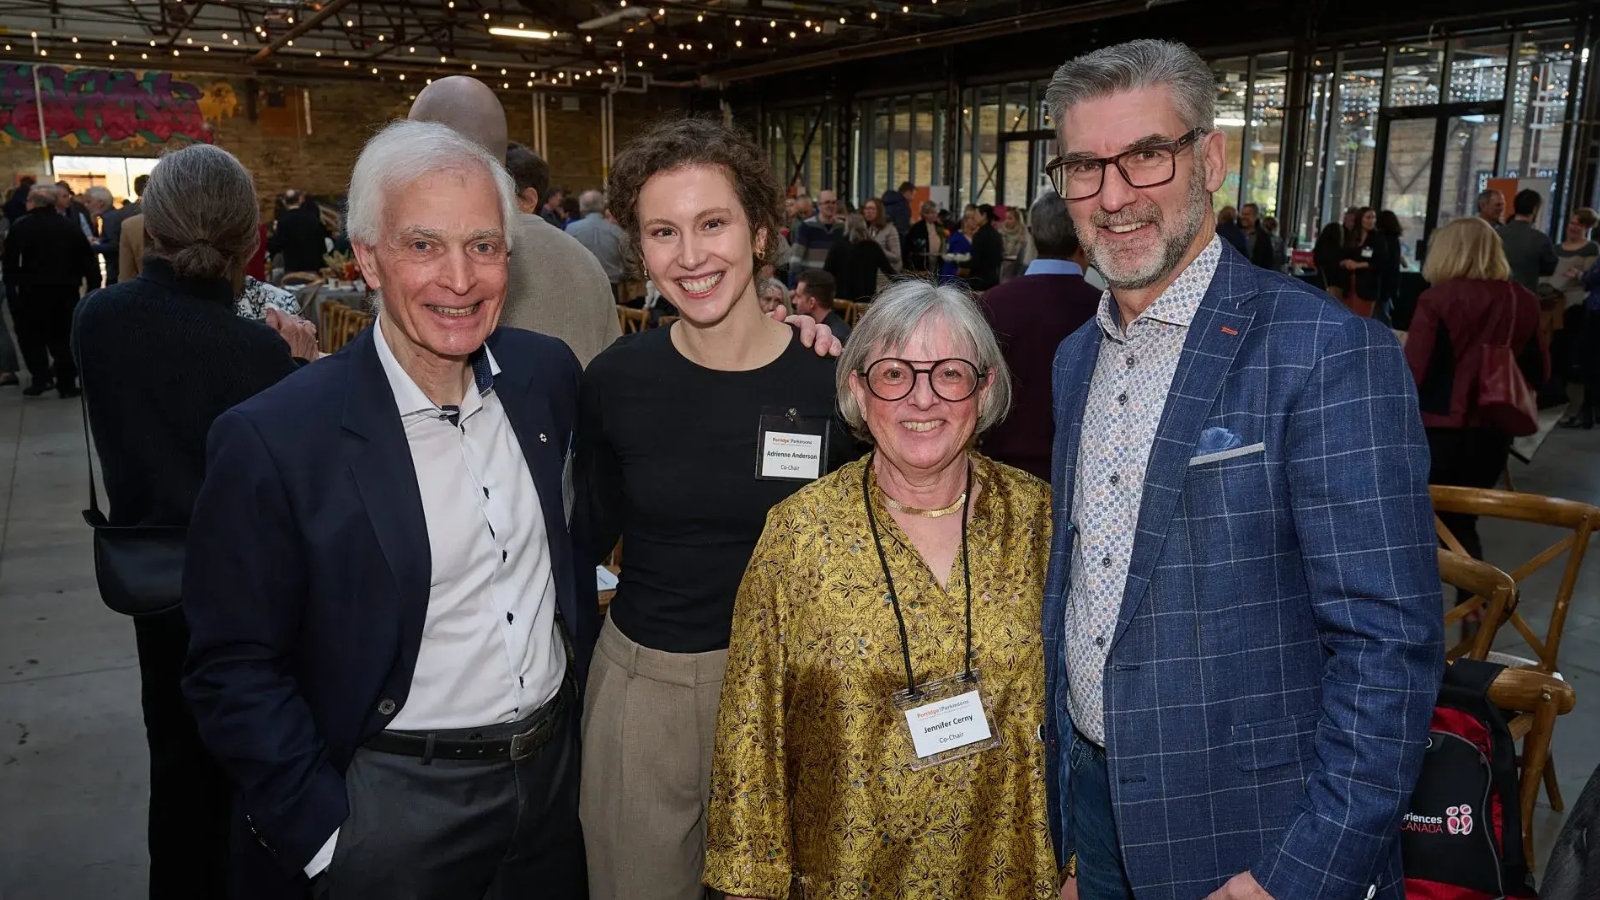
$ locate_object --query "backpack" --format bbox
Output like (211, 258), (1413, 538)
(1402, 658), (1537, 899)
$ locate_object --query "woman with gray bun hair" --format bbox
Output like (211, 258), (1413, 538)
(71, 142), (318, 898)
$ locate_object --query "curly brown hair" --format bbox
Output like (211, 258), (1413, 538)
(607, 116), (783, 270)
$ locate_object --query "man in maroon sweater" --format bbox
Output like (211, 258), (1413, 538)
(978, 190), (1103, 480)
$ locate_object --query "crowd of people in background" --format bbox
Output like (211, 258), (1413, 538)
(6, 28), (1600, 900)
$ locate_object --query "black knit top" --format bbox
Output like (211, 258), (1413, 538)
(72, 257), (302, 528)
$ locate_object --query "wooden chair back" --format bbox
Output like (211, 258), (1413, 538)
(1430, 486), (1600, 675)
(1436, 549), (1516, 662)
(832, 299), (868, 325)
(281, 271), (323, 288)
(1483, 666), (1577, 867)
(320, 302), (373, 354)
(617, 305), (648, 334)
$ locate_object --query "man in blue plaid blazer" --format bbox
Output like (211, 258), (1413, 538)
(1040, 41), (1444, 900)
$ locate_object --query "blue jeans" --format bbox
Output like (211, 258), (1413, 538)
(1067, 730), (1133, 900)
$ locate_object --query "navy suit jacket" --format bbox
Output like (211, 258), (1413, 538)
(182, 325), (598, 898)
(1042, 244), (1444, 900)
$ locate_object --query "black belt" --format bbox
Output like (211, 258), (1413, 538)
(365, 678), (571, 764)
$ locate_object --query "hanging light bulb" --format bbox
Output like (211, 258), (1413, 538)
(735, 39), (742, 47)
(316, 50), (322, 57)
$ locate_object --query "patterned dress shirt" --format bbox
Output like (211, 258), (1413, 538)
(1065, 236), (1222, 746)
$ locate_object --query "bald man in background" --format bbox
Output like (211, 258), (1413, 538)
(408, 77), (619, 366)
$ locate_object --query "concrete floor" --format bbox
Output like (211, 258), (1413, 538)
(0, 383), (1596, 899)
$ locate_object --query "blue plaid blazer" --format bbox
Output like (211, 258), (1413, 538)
(1042, 243), (1444, 900)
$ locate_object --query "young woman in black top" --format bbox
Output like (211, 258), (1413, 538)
(575, 118), (854, 900)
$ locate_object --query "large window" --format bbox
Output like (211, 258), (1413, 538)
(1213, 58), (1249, 210)
(1325, 49), (1385, 226)
(1246, 53), (1289, 215)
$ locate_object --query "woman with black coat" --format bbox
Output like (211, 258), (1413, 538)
(824, 213), (897, 301)
(72, 144), (318, 897)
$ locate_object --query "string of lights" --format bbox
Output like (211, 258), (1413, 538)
(0, 0), (971, 86)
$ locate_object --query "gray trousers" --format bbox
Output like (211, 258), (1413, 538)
(317, 678), (587, 900)
(579, 616), (729, 900)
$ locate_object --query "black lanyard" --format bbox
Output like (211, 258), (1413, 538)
(861, 452), (975, 699)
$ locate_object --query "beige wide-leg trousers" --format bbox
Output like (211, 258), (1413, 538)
(580, 616), (729, 900)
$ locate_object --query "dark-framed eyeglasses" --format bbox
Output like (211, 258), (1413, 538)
(859, 358), (986, 403)
(1044, 127), (1207, 201)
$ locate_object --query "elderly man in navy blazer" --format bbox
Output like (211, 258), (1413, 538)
(182, 119), (595, 900)
(1040, 40), (1443, 900)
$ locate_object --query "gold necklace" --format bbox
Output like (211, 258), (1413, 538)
(884, 492), (967, 518)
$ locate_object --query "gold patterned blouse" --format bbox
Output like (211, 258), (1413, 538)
(705, 453), (1055, 900)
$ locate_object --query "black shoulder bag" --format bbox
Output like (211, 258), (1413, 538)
(79, 391), (187, 617)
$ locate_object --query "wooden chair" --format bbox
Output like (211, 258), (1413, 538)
(1481, 665), (1577, 868)
(1436, 548), (1516, 662)
(1431, 485), (1600, 811)
(832, 299), (869, 325)
(319, 302), (347, 354)
(281, 271), (323, 288)
(617, 305), (648, 334)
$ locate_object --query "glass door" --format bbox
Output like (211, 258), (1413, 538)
(1372, 101), (1503, 263)
(1377, 119), (1436, 258)
(1436, 114), (1501, 229)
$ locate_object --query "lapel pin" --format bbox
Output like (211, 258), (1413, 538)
(539, 433), (548, 442)
(1220, 326), (1239, 336)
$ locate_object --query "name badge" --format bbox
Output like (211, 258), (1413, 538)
(1361, 246), (1375, 259)
(891, 671), (1000, 770)
(755, 410), (829, 482)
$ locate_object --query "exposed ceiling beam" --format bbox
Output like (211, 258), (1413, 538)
(249, 0), (359, 63)
(163, 1), (209, 49)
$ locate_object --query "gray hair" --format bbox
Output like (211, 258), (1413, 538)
(836, 278), (1013, 441)
(758, 278), (787, 301)
(579, 189), (606, 215)
(1476, 189), (1502, 211)
(83, 186), (114, 206)
(1028, 191), (1079, 259)
(1045, 39), (1215, 137)
(844, 212), (872, 244)
(143, 143), (260, 279)
(347, 119), (518, 252)
(27, 186), (56, 209)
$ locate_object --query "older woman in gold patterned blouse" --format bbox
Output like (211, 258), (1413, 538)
(705, 280), (1055, 900)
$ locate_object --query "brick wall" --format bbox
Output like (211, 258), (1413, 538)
(0, 65), (675, 216)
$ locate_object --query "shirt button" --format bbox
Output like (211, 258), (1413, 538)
(506, 611), (514, 624)
(1109, 474), (1120, 485)
(1095, 636), (1107, 648)
(1117, 392), (1128, 405)
(1126, 355), (1135, 367)
(377, 699), (397, 716)
(1101, 556), (1112, 567)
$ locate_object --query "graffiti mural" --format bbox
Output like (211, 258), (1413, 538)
(0, 65), (237, 148)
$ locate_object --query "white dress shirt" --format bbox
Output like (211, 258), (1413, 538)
(307, 320), (564, 877)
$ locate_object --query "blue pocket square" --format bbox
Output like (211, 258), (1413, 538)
(1198, 427), (1244, 454)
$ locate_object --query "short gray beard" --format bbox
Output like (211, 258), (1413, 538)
(1086, 164), (1211, 292)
